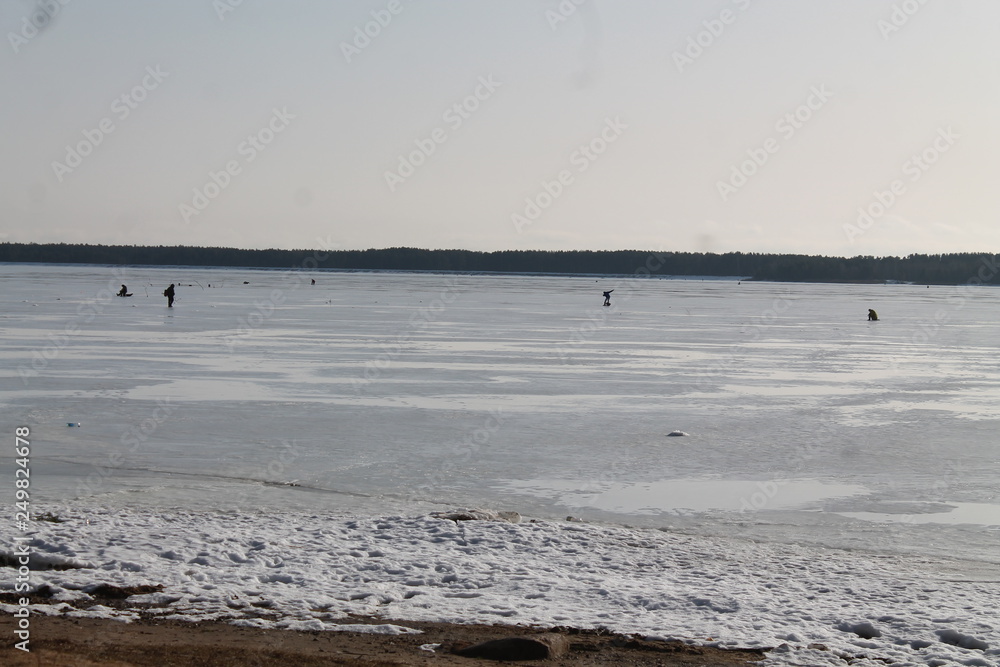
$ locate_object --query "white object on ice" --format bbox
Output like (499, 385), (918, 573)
(936, 629), (989, 650)
(838, 621), (881, 639)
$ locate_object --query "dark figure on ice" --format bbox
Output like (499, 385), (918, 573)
(602, 290), (613, 307)
(163, 284), (175, 308)
(868, 308), (878, 321)
(117, 285), (131, 297)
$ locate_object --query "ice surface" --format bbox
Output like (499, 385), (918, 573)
(2, 263), (1000, 665)
(497, 477), (869, 514)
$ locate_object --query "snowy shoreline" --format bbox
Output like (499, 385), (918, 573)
(4, 504), (997, 666)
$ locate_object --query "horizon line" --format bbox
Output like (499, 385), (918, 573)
(2, 241), (999, 261)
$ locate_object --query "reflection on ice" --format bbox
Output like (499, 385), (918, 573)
(838, 502), (1000, 527)
(128, 379), (277, 401)
(497, 478), (869, 515)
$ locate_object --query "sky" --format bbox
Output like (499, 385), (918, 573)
(2, 0), (998, 256)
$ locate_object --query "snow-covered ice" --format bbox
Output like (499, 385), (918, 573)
(2, 263), (999, 666)
(6, 507), (999, 666)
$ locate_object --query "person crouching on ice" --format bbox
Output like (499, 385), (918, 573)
(868, 308), (878, 321)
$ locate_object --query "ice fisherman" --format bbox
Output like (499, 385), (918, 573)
(603, 290), (613, 307)
(117, 285), (129, 297)
(164, 284), (175, 308)
(868, 308), (878, 321)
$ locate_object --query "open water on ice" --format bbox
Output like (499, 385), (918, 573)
(2, 263), (999, 564)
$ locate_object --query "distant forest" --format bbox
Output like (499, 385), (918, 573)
(1, 242), (997, 285)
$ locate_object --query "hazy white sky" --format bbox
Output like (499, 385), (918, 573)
(2, 1), (998, 255)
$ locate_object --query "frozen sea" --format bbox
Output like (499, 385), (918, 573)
(2, 262), (999, 666)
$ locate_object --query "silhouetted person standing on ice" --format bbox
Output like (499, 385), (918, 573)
(163, 284), (175, 308)
(868, 308), (878, 321)
(603, 290), (613, 307)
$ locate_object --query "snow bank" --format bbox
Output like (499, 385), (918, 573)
(3, 506), (997, 666)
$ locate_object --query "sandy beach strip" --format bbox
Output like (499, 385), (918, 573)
(0, 614), (768, 666)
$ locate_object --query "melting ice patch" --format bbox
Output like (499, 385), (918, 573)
(838, 501), (1000, 527)
(497, 478), (868, 515)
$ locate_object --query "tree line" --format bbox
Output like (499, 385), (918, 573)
(0, 242), (996, 285)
